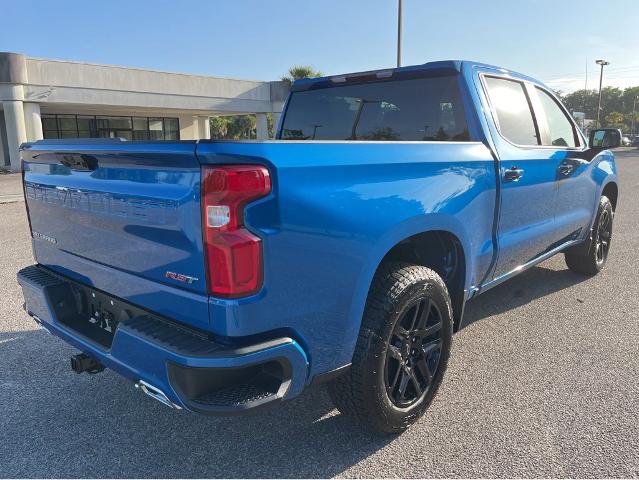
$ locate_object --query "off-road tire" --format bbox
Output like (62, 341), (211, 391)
(565, 195), (613, 276)
(326, 262), (453, 434)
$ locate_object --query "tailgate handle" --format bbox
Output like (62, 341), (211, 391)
(59, 154), (98, 171)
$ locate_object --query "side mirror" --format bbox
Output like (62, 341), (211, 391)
(589, 128), (621, 149)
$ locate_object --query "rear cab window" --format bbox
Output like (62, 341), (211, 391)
(280, 75), (469, 141)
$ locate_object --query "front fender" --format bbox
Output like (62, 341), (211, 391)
(592, 150), (618, 223)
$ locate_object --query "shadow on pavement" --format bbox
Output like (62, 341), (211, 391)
(462, 264), (589, 328)
(0, 329), (393, 478)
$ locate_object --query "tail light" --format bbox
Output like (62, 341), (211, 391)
(201, 165), (271, 298)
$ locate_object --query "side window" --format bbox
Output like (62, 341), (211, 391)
(535, 88), (578, 148)
(484, 76), (539, 146)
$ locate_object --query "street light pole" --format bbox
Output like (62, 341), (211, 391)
(595, 59), (610, 128)
(632, 96), (638, 137)
(397, 0), (403, 67)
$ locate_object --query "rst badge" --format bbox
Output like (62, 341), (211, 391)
(165, 271), (199, 284)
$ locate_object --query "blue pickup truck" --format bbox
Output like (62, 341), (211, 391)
(17, 60), (620, 433)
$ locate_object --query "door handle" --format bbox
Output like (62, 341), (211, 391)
(504, 166), (524, 182)
(558, 164), (575, 176)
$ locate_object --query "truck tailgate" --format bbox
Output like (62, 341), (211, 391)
(21, 140), (207, 300)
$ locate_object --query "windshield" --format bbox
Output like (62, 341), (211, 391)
(280, 75), (469, 141)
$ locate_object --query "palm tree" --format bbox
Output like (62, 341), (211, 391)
(281, 66), (323, 83)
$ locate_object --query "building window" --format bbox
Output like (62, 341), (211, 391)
(42, 115), (59, 139)
(77, 116), (96, 138)
(132, 117), (149, 140)
(41, 114), (180, 141)
(164, 118), (179, 140)
(149, 118), (164, 140)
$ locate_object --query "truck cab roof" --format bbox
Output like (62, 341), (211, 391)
(291, 60), (544, 92)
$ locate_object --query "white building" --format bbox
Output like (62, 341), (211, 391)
(0, 52), (289, 172)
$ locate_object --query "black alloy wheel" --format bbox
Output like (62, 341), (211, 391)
(565, 195), (614, 276)
(385, 297), (443, 408)
(595, 207), (612, 265)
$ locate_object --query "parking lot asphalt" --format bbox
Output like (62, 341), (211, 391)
(1, 150), (638, 478)
(0, 173), (23, 204)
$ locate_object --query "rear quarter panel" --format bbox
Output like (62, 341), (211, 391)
(197, 141), (497, 379)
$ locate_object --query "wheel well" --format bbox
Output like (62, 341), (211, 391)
(380, 231), (466, 331)
(602, 182), (618, 211)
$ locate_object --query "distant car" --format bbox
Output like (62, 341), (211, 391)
(621, 135), (632, 146)
(632, 135), (639, 147)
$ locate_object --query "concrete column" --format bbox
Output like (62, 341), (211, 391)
(271, 112), (282, 137)
(24, 102), (43, 141)
(0, 114), (8, 168)
(3, 100), (27, 172)
(178, 114), (198, 140)
(256, 113), (268, 141)
(197, 116), (211, 140)
(191, 115), (200, 140)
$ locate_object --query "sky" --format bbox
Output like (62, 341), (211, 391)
(1, 0), (638, 93)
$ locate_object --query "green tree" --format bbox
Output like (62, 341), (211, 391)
(622, 87), (639, 110)
(600, 87), (624, 116)
(560, 86), (638, 130)
(267, 113), (275, 138)
(281, 65), (323, 83)
(227, 115), (256, 139)
(604, 111), (625, 129)
(562, 87), (623, 119)
(209, 116), (228, 139)
(562, 89), (600, 118)
(623, 87), (639, 134)
(209, 115), (256, 140)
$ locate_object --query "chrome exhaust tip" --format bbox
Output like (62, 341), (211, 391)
(135, 380), (182, 410)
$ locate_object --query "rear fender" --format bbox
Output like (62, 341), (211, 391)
(341, 214), (473, 360)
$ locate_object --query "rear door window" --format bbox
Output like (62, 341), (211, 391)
(280, 75), (469, 141)
(484, 76), (540, 146)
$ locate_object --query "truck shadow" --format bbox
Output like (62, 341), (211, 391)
(461, 263), (589, 328)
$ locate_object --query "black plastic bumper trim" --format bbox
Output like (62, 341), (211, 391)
(167, 356), (293, 415)
(309, 363), (351, 386)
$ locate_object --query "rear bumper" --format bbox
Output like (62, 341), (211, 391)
(17, 265), (309, 414)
